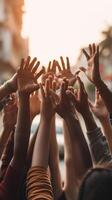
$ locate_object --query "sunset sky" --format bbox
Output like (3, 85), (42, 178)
(22, 0), (112, 66)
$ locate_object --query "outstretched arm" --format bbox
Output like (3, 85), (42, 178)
(0, 74), (17, 101)
(81, 43), (112, 113)
(67, 76), (112, 165)
(32, 78), (56, 168)
(89, 89), (112, 154)
(11, 57), (42, 171)
(27, 79), (56, 200)
(52, 79), (92, 200)
(0, 94), (17, 159)
(49, 116), (62, 200)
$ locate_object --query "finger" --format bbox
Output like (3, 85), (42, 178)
(74, 89), (78, 98)
(45, 79), (50, 96)
(66, 57), (70, 70)
(60, 56), (66, 70)
(68, 86), (74, 93)
(95, 88), (100, 101)
(69, 77), (77, 86)
(40, 83), (45, 99)
(52, 60), (56, 73)
(64, 78), (69, 91)
(28, 57), (37, 70)
(61, 81), (66, 98)
(77, 76), (85, 96)
(96, 45), (99, 56)
(55, 60), (61, 72)
(82, 49), (90, 60)
(35, 67), (45, 80)
(69, 70), (80, 86)
(25, 56), (31, 69)
(20, 58), (25, 70)
(32, 61), (40, 73)
(47, 61), (52, 72)
(75, 70), (80, 76)
(93, 43), (96, 54)
(48, 75), (53, 89)
(66, 90), (77, 106)
(89, 44), (92, 56)
(52, 80), (56, 91)
(79, 67), (87, 73)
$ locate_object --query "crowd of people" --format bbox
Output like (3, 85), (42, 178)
(0, 43), (112, 200)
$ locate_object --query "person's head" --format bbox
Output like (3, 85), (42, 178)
(78, 167), (112, 200)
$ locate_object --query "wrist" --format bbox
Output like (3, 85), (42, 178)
(63, 112), (76, 121)
(82, 109), (97, 132)
(81, 108), (91, 118)
(64, 113), (79, 125)
(95, 79), (103, 89)
(18, 92), (30, 100)
(41, 114), (52, 123)
(3, 125), (15, 133)
(99, 116), (110, 125)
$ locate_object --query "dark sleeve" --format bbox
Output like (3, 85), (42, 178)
(109, 113), (112, 125)
(87, 127), (112, 165)
(0, 131), (14, 182)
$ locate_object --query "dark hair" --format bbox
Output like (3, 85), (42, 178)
(78, 167), (112, 200)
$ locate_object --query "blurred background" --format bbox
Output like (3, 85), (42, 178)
(0, 0), (112, 89)
(0, 0), (112, 177)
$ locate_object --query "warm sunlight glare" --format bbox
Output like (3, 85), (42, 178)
(22, 0), (112, 66)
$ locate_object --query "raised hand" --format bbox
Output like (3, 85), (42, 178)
(56, 56), (80, 86)
(40, 76), (56, 121)
(17, 57), (44, 95)
(80, 43), (101, 85)
(66, 76), (89, 115)
(50, 78), (76, 119)
(89, 89), (109, 121)
(42, 60), (56, 84)
(30, 91), (40, 120)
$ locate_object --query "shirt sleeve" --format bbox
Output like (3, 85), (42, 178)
(27, 166), (54, 200)
(87, 127), (112, 165)
(0, 131), (14, 182)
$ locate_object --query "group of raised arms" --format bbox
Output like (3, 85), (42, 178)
(0, 43), (112, 200)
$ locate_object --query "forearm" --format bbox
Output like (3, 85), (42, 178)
(100, 118), (112, 154)
(82, 110), (112, 164)
(0, 82), (13, 101)
(12, 94), (31, 169)
(96, 80), (112, 113)
(0, 131), (14, 181)
(27, 126), (39, 169)
(32, 117), (51, 168)
(63, 120), (79, 200)
(64, 114), (92, 179)
(82, 109), (97, 132)
(49, 116), (62, 199)
(0, 128), (12, 159)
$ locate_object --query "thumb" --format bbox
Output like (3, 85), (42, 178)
(79, 67), (87, 73)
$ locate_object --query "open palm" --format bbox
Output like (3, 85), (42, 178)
(80, 44), (101, 85)
(18, 57), (43, 95)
